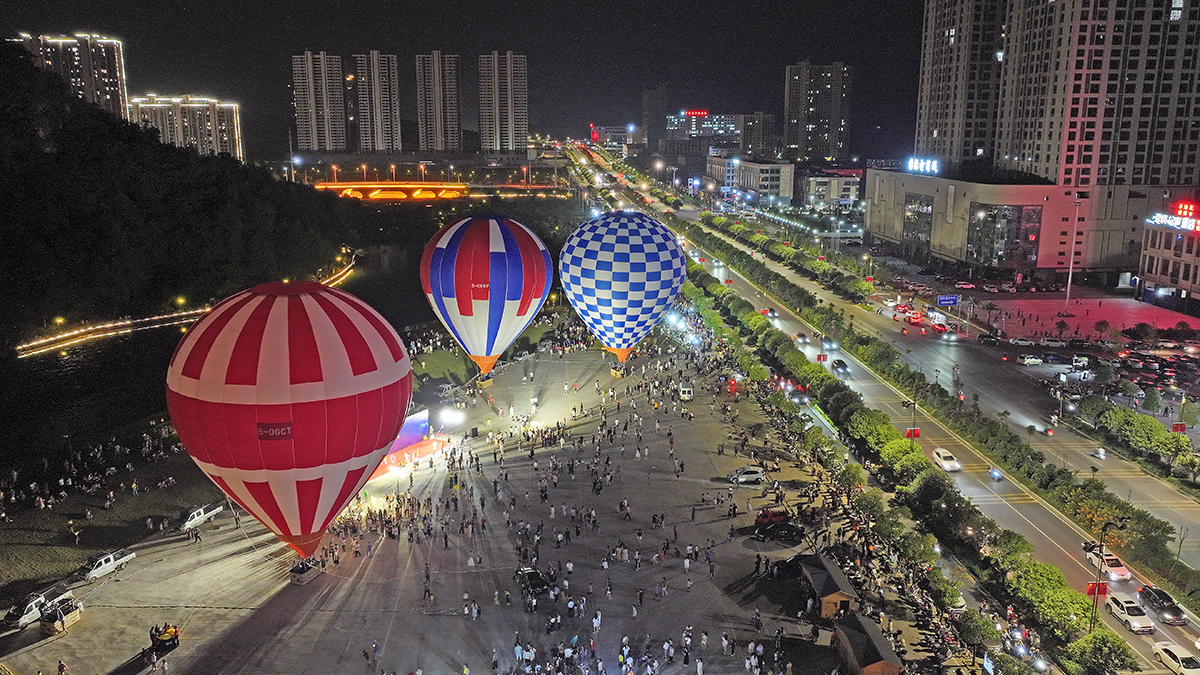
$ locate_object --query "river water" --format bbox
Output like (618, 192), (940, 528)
(0, 256), (432, 468)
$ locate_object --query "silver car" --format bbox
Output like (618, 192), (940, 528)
(1107, 593), (1155, 634)
(727, 467), (766, 484)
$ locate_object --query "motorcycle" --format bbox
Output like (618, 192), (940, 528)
(988, 467), (1003, 482)
(1095, 447), (1106, 459)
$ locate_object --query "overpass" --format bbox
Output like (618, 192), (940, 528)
(313, 181), (578, 202)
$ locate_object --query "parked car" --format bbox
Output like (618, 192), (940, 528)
(3, 584), (74, 630)
(977, 334), (1001, 345)
(982, 284), (999, 293)
(1039, 337), (1067, 347)
(1096, 339), (1118, 349)
(1000, 283), (1017, 292)
(727, 466), (767, 484)
(1084, 542), (1131, 581)
(1009, 337), (1035, 346)
(754, 507), (791, 526)
(514, 566), (550, 596)
(883, 299), (899, 307)
(751, 523), (807, 544)
(1068, 339), (1093, 349)
(954, 281), (976, 289)
(1017, 355), (1043, 365)
(1043, 353), (1070, 364)
(1107, 593), (1156, 634)
(1140, 585), (1189, 625)
(932, 448), (962, 472)
(1154, 642), (1200, 675)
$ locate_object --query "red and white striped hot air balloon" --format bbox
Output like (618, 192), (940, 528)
(165, 281), (412, 557)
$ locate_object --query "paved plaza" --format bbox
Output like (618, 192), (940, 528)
(0, 340), (940, 675)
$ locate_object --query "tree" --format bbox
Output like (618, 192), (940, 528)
(989, 529), (1035, 570)
(833, 463), (865, 490)
(1093, 320), (1112, 338)
(955, 608), (1001, 648)
(1131, 322), (1160, 341)
(1056, 319), (1071, 336)
(1119, 379), (1140, 396)
(1177, 453), (1200, 483)
(1094, 362), (1116, 385)
(1143, 387), (1163, 414)
(1065, 630), (1140, 675)
(1181, 399), (1200, 427)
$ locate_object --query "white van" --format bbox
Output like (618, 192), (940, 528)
(174, 503), (224, 532)
(3, 584), (74, 630)
(679, 384), (694, 401)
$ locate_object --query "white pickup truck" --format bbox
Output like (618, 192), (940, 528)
(76, 549), (135, 584)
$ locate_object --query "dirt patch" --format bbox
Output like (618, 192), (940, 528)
(0, 448), (222, 601)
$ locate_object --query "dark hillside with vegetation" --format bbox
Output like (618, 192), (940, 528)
(0, 43), (358, 346)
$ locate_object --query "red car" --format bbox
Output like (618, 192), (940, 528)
(755, 507), (791, 526)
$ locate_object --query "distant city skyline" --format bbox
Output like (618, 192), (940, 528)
(3, 1), (924, 160)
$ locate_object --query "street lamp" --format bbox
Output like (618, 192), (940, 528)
(419, 164), (426, 182)
(901, 399), (919, 451)
(331, 165), (339, 182)
(361, 164), (368, 181)
(390, 164), (396, 181)
(1064, 200), (1083, 315)
(1089, 517), (1130, 632)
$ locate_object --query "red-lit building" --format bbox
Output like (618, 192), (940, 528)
(1138, 197), (1200, 314)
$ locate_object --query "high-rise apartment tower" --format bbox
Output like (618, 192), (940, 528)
(479, 51), (528, 151)
(416, 51), (461, 151)
(18, 32), (128, 118)
(783, 61), (853, 161)
(353, 50), (401, 152)
(292, 51), (346, 151)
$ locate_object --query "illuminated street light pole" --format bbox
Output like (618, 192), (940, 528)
(1064, 200), (1083, 315)
(361, 164), (368, 181)
(331, 165), (339, 182)
(1089, 517), (1130, 633)
(390, 164), (396, 181)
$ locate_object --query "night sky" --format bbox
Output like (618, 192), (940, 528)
(2, 0), (925, 162)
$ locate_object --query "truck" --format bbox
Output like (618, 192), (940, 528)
(172, 503), (224, 532)
(3, 584), (74, 630)
(75, 549), (136, 584)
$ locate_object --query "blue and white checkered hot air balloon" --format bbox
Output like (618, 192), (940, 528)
(559, 211), (687, 362)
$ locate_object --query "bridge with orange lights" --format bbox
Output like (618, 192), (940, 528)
(313, 181), (578, 202)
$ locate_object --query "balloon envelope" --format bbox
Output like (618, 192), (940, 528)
(420, 216), (553, 374)
(166, 281), (412, 557)
(559, 211), (686, 361)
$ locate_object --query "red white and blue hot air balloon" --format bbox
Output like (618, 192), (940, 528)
(420, 216), (554, 374)
(166, 281), (412, 557)
(559, 211), (687, 362)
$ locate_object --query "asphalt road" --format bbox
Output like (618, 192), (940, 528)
(577, 156), (1200, 669)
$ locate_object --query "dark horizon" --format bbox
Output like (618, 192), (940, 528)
(1, 0), (924, 162)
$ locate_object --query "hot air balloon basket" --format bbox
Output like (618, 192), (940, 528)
(610, 368), (625, 378)
(477, 377), (494, 390)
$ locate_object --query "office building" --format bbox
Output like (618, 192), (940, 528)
(479, 51), (528, 152)
(913, 0), (1004, 166)
(293, 51), (346, 151)
(353, 51), (401, 152)
(738, 112), (775, 157)
(641, 86), (670, 154)
(706, 155), (794, 205)
(868, 0), (1200, 285)
(416, 51), (461, 151)
(18, 33), (128, 118)
(783, 61), (853, 162)
(129, 94), (244, 160)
